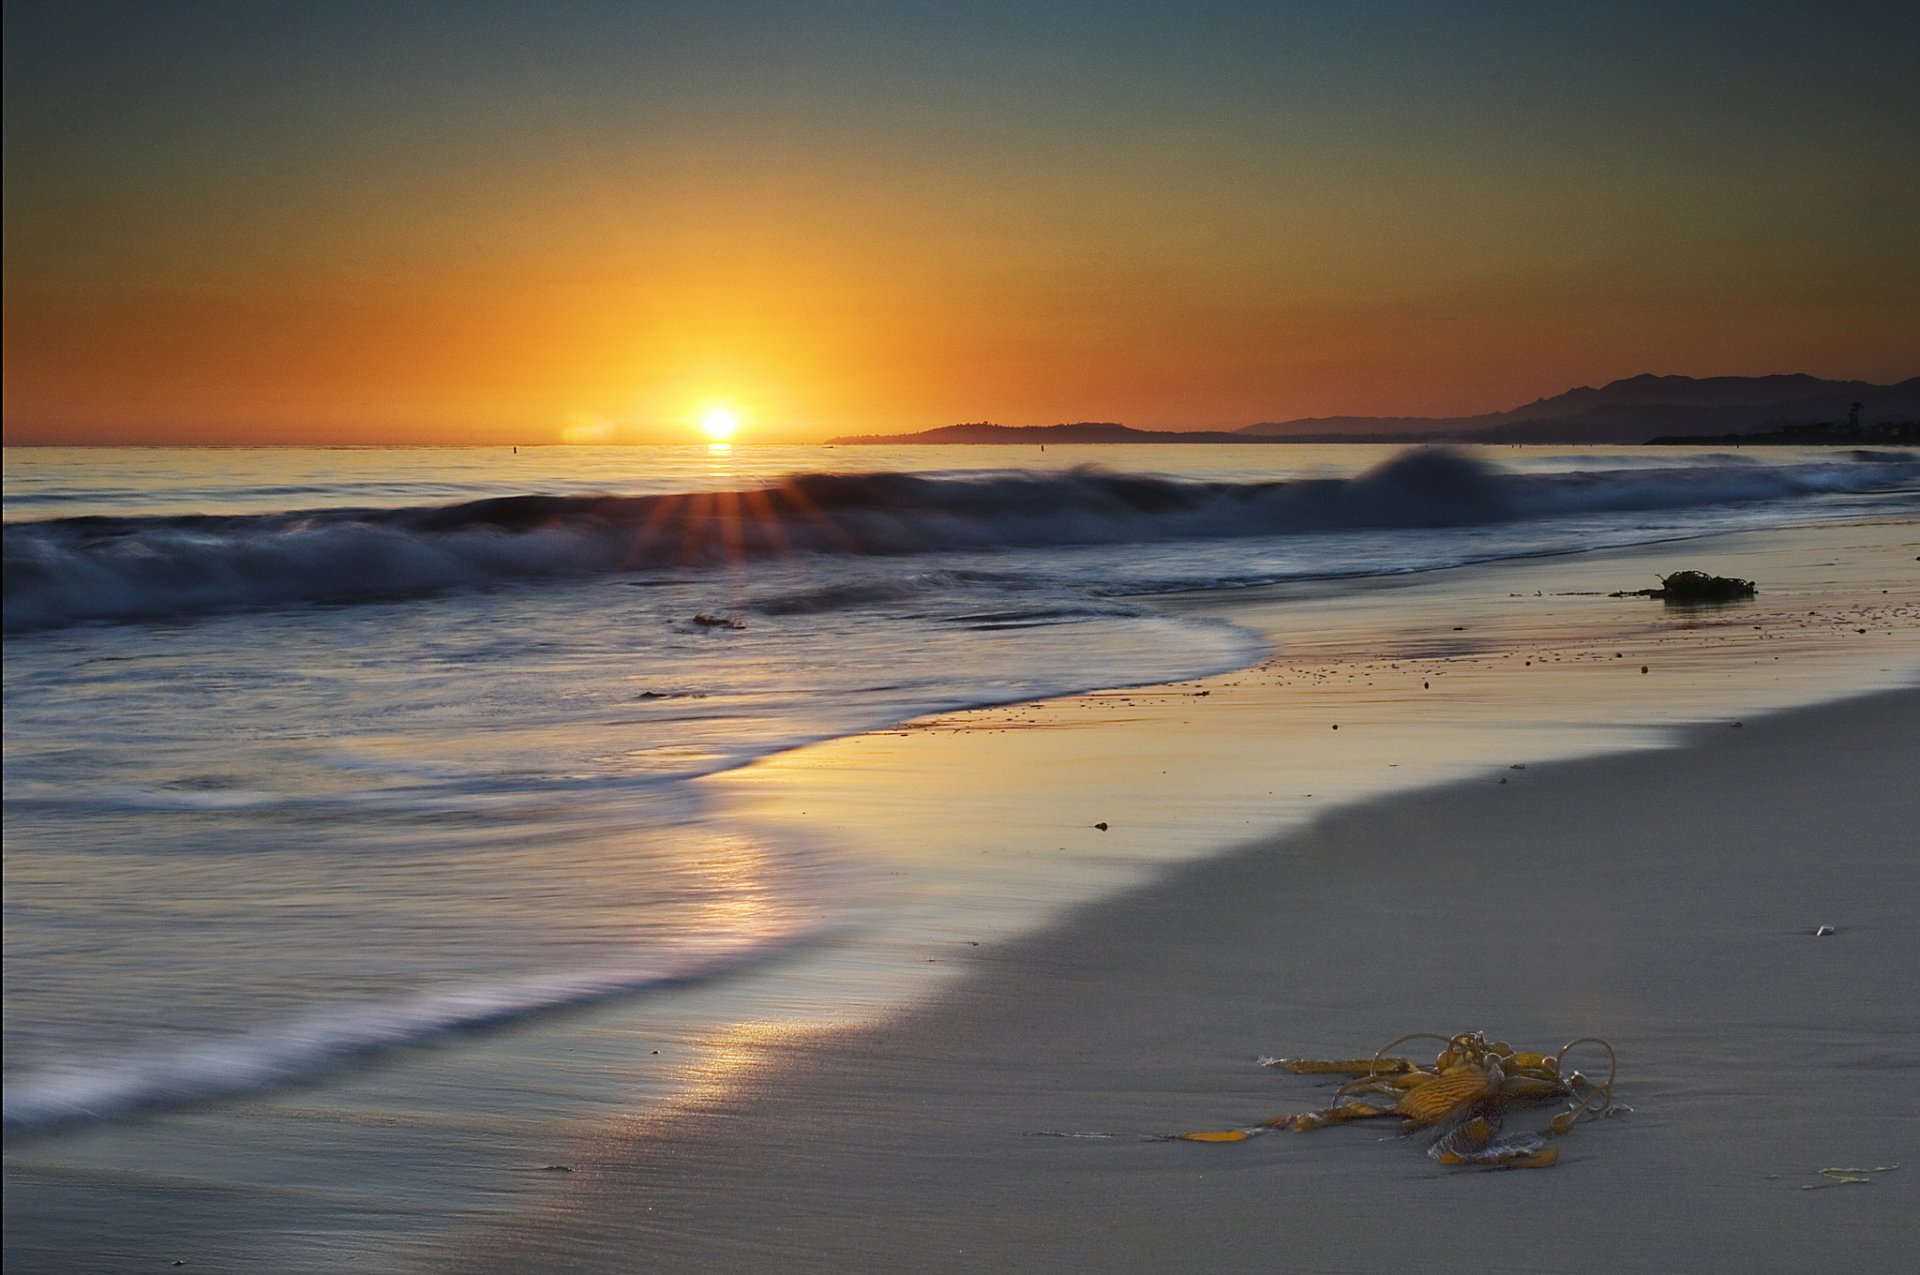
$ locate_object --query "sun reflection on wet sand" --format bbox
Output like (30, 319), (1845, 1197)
(707, 519), (1920, 930)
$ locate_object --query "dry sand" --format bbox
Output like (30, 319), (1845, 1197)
(453, 687), (1920, 1274)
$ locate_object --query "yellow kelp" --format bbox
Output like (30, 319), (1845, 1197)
(1179, 1031), (1618, 1170)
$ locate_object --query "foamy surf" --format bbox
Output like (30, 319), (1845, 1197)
(2, 930), (830, 1139)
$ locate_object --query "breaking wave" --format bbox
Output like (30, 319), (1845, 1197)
(7, 448), (1915, 632)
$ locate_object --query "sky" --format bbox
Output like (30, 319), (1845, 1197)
(5, 0), (1917, 445)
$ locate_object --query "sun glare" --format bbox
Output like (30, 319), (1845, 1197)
(700, 406), (741, 442)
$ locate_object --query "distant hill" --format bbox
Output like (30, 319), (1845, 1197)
(1239, 374), (1920, 445)
(827, 375), (1920, 446)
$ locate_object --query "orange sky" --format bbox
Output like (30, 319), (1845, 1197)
(6, 2), (1917, 445)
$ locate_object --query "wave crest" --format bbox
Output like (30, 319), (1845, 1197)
(7, 448), (1913, 632)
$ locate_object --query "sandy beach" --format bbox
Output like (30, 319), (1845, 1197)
(435, 523), (1920, 1275)
(451, 687), (1920, 1273)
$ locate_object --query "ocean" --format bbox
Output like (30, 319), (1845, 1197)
(5, 441), (1918, 1267)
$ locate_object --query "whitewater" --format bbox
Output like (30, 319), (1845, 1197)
(4, 441), (1918, 1141)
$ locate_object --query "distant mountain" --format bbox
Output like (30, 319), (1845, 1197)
(1239, 374), (1920, 445)
(827, 375), (1920, 446)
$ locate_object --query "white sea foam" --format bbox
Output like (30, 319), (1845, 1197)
(2, 931), (827, 1138)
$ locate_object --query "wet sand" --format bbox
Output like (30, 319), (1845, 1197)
(452, 693), (1920, 1272)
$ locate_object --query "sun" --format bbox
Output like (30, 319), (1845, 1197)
(699, 406), (741, 442)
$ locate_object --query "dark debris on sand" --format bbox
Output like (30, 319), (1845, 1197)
(1611, 570), (1757, 603)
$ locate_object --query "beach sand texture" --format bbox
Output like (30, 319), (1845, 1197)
(455, 687), (1919, 1273)
(437, 522), (1920, 1274)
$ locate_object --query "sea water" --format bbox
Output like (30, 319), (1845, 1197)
(6, 442), (1918, 1134)
(5, 442), (1918, 1267)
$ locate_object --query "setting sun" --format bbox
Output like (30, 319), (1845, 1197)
(700, 406), (741, 442)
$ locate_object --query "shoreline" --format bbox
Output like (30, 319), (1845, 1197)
(452, 685), (1920, 1273)
(445, 517), (1918, 1272)
(6, 516), (1916, 1273)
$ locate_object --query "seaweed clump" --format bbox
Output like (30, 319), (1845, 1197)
(1176, 1030), (1620, 1171)
(1612, 570), (1756, 603)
